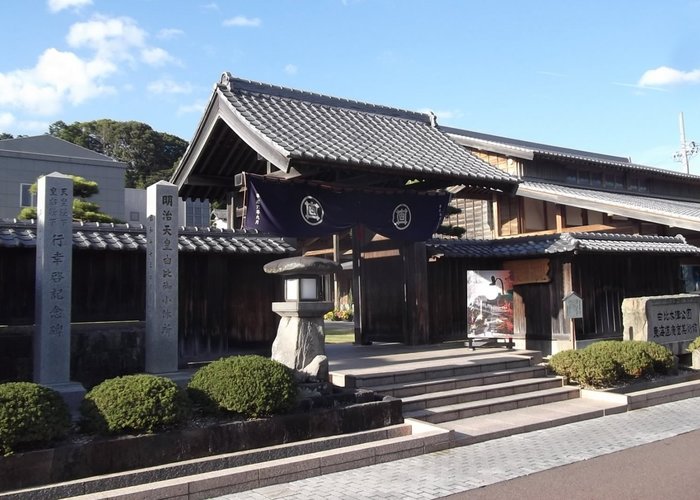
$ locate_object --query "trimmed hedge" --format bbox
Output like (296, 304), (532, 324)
(188, 355), (297, 419)
(0, 382), (71, 456)
(80, 374), (191, 435)
(549, 340), (674, 388)
(688, 336), (700, 352)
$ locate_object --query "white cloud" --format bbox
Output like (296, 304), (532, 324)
(0, 112), (14, 130)
(48, 0), (92, 13)
(67, 16), (146, 63)
(0, 15), (176, 118)
(177, 100), (207, 115)
(202, 2), (219, 10)
(157, 28), (184, 40)
(284, 64), (298, 75)
(639, 66), (700, 87)
(223, 16), (261, 27)
(141, 47), (179, 67)
(0, 48), (116, 115)
(147, 78), (193, 94)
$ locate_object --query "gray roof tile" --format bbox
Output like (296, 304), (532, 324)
(0, 220), (296, 255)
(219, 74), (517, 185)
(427, 232), (700, 259)
(518, 181), (700, 231)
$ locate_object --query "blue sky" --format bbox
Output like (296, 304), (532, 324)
(2, 0), (700, 173)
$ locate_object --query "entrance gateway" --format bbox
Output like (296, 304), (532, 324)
(170, 72), (517, 346)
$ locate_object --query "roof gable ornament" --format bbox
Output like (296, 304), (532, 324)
(429, 111), (438, 128)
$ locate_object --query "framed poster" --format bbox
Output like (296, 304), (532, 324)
(467, 270), (514, 337)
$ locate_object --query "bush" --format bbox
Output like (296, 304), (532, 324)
(80, 374), (191, 435)
(0, 382), (71, 455)
(548, 341), (674, 388)
(688, 336), (700, 352)
(324, 309), (354, 321)
(188, 355), (297, 419)
(548, 350), (582, 381)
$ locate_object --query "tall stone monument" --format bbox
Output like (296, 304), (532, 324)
(145, 181), (179, 374)
(34, 172), (85, 409)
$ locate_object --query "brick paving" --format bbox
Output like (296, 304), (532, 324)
(214, 397), (700, 499)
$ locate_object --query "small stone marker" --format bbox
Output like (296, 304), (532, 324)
(145, 181), (179, 374)
(34, 172), (85, 410)
(622, 294), (700, 355)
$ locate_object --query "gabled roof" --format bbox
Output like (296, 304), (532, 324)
(0, 220), (295, 255)
(0, 135), (126, 168)
(443, 126), (699, 182)
(427, 232), (700, 259)
(172, 73), (518, 200)
(518, 181), (700, 232)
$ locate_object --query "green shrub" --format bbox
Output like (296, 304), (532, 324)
(548, 349), (582, 380)
(188, 355), (297, 419)
(688, 336), (700, 352)
(548, 340), (674, 388)
(0, 382), (71, 455)
(324, 309), (354, 321)
(80, 374), (191, 435)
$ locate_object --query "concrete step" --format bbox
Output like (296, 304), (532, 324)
(437, 397), (629, 446)
(332, 354), (536, 389)
(371, 365), (548, 398)
(8, 421), (452, 500)
(401, 376), (566, 412)
(404, 386), (580, 424)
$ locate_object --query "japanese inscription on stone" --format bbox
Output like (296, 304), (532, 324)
(146, 182), (179, 373)
(648, 302), (699, 342)
(34, 173), (73, 384)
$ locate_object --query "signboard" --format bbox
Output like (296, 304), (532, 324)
(563, 292), (583, 319)
(467, 270), (514, 337)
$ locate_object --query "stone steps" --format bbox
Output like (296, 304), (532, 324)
(404, 386), (581, 424)
(400, 376), (567, 412)
(371, 365), (548, 398)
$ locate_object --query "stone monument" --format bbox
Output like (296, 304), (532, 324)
(34, 172), (85, 411)
(622, 293), (700, 356)
(145, 181), (179, 374)
(264, 256), (341, 385)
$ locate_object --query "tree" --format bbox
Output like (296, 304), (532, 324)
(17, 175), (121, 223)
(49, 119), (188, 189)
(0, 133), (14, 140)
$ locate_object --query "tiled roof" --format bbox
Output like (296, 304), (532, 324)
(443, 126), (700, 181)
(427, 232), (700, 259)
(0, 220), (295, 255)
(218, 73), (517, 185)
(518, 181), (700, 231)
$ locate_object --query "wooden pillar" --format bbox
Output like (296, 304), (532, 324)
(351, 225), (368, 344)
(562, 260), (576, 348)
(333, 233), (341, 310)
(402, 241), (430, 345)
(556, 205), (565, 232)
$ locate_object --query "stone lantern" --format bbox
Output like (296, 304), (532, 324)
(263, 256), (341, 383)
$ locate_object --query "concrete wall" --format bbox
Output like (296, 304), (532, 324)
(0, 137), (126, 220)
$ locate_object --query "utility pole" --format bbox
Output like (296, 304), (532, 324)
(673, 112), (698, 174)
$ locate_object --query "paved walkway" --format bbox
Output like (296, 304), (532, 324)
(215, 396), (700, 499)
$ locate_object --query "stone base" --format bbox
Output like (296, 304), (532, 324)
(46, 381), (86, 419)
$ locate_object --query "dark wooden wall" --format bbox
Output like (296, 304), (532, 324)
(0, 248), (283, 363)
(426, 253), (685, 345)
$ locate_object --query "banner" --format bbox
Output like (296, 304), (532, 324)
(244, 174), (450, 241)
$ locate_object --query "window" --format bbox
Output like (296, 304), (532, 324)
(20, 183), (35, 207)
(185, 199), (210, 227)
(129, 211), (140, 222)
(523, 198), (545, 231)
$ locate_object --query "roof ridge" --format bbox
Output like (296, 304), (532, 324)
(220, 71), (430, 124)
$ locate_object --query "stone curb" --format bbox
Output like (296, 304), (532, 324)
(581, 378), (700, 410)
(3, 421), (452, 500)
